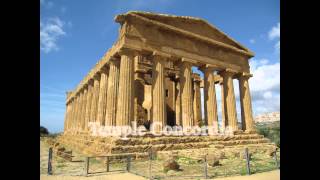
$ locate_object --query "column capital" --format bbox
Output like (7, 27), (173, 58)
(92, 72), (101, 80)
(152, 51), (171, 58)
(87, 78), (94, 85)
(198, 64), (220, 73)
(181, 57), (198, 64)
(98, 65), (109, 74)
(219, 68), (239, 77)
(82, 83), (88, 89)
(118, 48), (139, 57)
(236, 72), (253, 80)
(214, 75), (223, 84)
(192, 73), (202, 83)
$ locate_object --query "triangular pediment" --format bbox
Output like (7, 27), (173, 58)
(124, 11), (251, 53)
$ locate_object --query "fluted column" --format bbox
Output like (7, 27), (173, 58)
(116, 50), (135, 126)
(105, 58), (120, 126)
(202, 68), (218, 131)
(152, 53), (167, 132)
(67, 99), (74, 131)
(238, 73), (256, 132)
(193, 76), (202, 126)
(133, 56), (143, 123)
(90, 74), (101, 122)
(220, 82), (226, 131)
(71, 98), (77, 131)
(180, 61), (194, 127)
(175, 79), (181, 126)
(84, 80), (93, 130)
(96, 68), (109, 126)
(80, 87), (88, 130)
(73, 95), (80, 131)
(77, 90), (84, 131)
(64, 102), (70, 132)
(220, 69), (239, 132)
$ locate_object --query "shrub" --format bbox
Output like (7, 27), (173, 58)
(40, 126), (49, 136)
(256, 122), (280, 147)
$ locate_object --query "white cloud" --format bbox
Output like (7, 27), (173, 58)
(268, 23), (280, 53)
(249, 39), (255, 44)
(198, 58), (280, 120)
(268, 23), (280, 40)
(249, 59), (280, 115)
(40, 17), (66, 53)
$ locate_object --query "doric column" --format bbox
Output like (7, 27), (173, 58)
(238, 73), (256, 132)
(73, 95), (80, 131)
(105, 58), (120, 126)
(71, 98), (77, 131)
(67, 99), (74, 131)
(84, 80), (93, 130)
(193, 75), (202, 126)
(96, 67), (109, 126)
(77, 90), (84, 131)
(116, 50), (135, 126)
(151, 52), (168, 132)
(175, 79), (181, 126)
(220, 69), (239, 132)
(80, 87), (88, 130)
(64, 102), (70, 132)
(180, 61), (194, 127)
(201, 67), (218, 133)
(220, 82), (226, 131)
(90, 74), (101, 122)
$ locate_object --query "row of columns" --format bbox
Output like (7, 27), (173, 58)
(64, 49), (255, 134)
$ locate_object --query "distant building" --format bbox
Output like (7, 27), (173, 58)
(254, 112), (280, 123)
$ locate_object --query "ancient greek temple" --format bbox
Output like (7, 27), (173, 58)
(63, 11), (256, 136)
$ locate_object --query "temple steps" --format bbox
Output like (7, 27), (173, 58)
(56, 133), (272, 156)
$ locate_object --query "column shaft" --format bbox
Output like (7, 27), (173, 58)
(152, 55), (167, 132)
(105, 59), (120, 126)
(221, 71), (239, 132)
(239, 75), (255, 132)
(90, 75), (100, 122)
(77, 91), (84, 131)
(84, 81), (93, 130)
(80, 88), (88, 130)
(96, 69), (108, 125)
(180, 62), (194, 127)
(64, 103), (70, 132)
(220, 83), (226, 131)
(116, 53), (134, 126)
(175, 81), (181, 126)
(73, 95), (80, 131)
(68, 100), (74, 131)
(193, 79), (202, 126)
(71, 98), (77, 131)
(203, 69), (218, 129)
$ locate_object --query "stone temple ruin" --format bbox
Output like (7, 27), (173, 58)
(58, 11), (276, 156)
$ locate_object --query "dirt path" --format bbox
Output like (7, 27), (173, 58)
(40, 170), (279, 180)
(40, 172), (147, 180)
(212, 170), (280, 180)
(40, 138), (279, 180)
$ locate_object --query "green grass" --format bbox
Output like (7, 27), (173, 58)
(177, 156), (198, 165)
(256, 122), (280, 147)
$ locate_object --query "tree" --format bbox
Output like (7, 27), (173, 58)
(40, 126), (49, 136)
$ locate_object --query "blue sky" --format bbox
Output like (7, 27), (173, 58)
(40, 0), (280, 133)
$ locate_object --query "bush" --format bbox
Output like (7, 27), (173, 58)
(40, 126), (49, 136)
(256, 122), (280, 147)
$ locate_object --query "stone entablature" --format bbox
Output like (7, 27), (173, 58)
(63, 11), (257, 135)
